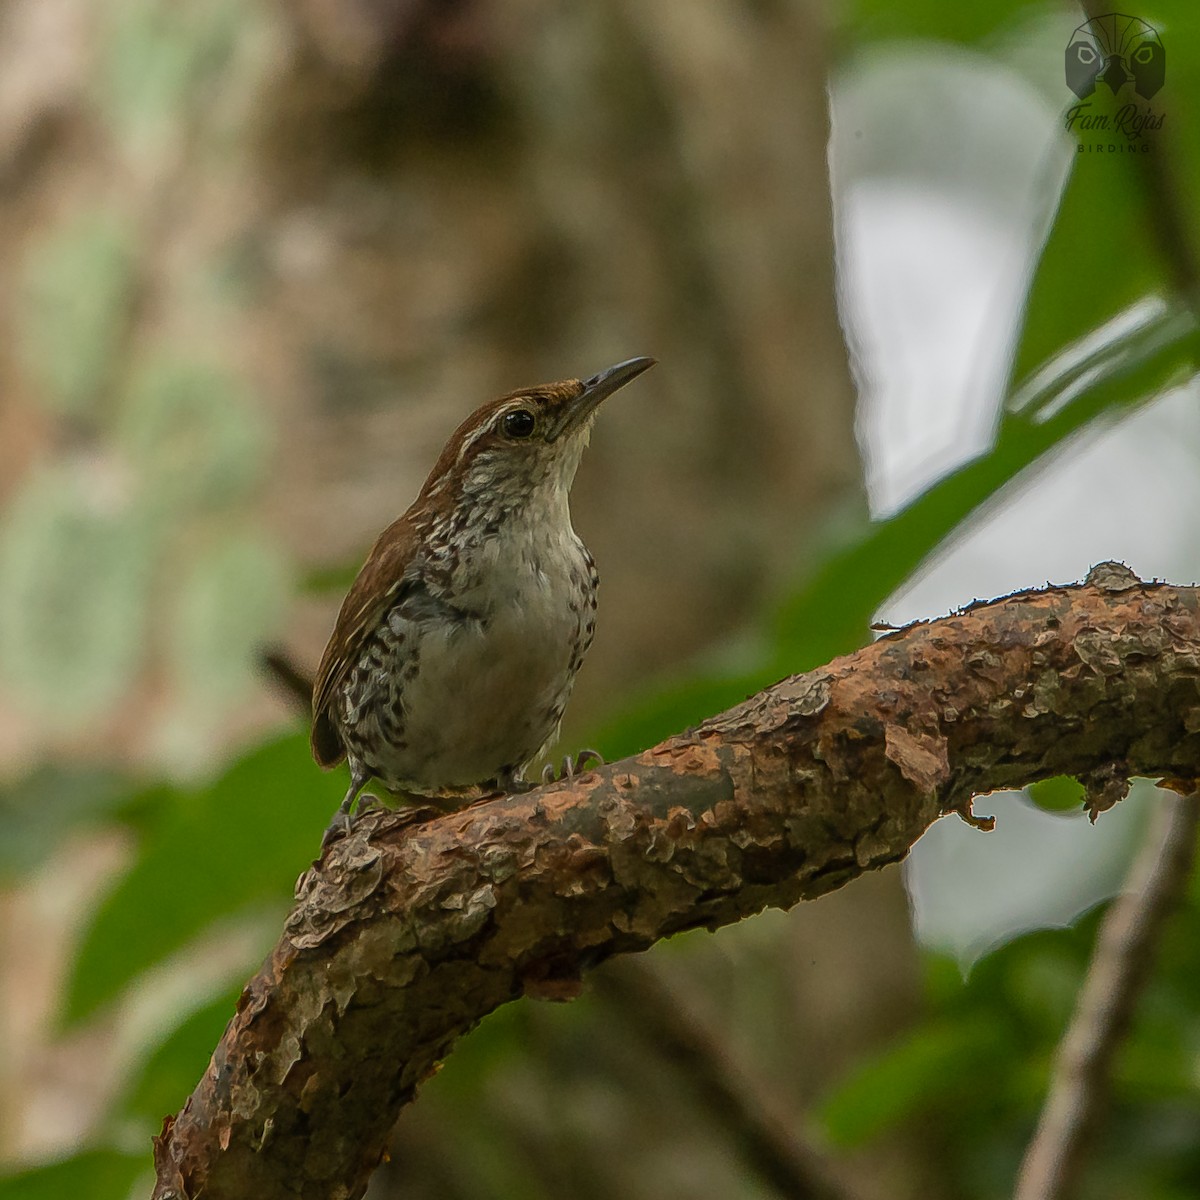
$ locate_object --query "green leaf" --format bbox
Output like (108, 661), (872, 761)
(1026, 775), (1086, 813)
(1011, 146), (1162, 386)
(817, 1018), (1000, 1146)
(1151, 8), (1200, 232)
(61, 732), (344, 1026)
(595, 665), (764, 762)
(120, 986), (242, 1126)
(423, 1003), (534, 1105)
(0, 1150), (144, 1200)
(0, 765), (130, 883)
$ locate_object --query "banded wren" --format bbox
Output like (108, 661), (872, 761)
(311, 356), (656, 839)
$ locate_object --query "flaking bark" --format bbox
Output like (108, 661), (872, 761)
(152, 568), (1200, 1200)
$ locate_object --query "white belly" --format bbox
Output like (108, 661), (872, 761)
(365, 528), (593, 792)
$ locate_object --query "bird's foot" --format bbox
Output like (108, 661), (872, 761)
(484, 751), (605, 798)
(320, 791), (381, 852)
(541, 748), (605, 785)
(491, 768), (536, 796)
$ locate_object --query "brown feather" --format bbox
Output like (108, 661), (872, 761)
(413, 381), (584, 504)
(310, 513), (420, 767)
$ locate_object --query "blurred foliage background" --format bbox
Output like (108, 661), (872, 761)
(0, 0), (1198, 1197)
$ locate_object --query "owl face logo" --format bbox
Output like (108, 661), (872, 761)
(1065, 13), (1165, 101)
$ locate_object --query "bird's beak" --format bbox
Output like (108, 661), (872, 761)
(549, 356), (656, 440)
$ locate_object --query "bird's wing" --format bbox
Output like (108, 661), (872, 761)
(310, 515), (419, 767)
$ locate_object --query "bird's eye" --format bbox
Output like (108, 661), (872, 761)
(503, 409), (536, 439)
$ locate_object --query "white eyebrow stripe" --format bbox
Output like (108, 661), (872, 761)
(454, 420), (493, 466)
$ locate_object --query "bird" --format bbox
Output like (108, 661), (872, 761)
(310, 356), (656, 842)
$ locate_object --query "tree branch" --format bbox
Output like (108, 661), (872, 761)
(1012, 788), (1199, 1200)
(595, 960), (864, 1200)
(152, 565), (1200, 1200)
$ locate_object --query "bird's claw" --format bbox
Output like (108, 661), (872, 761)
(491, 768), (536, 795)
(541, 748), (605, 784)
(320, 791), (380, 852)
